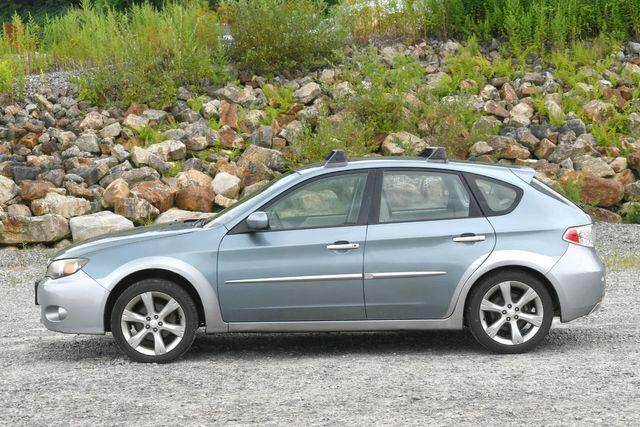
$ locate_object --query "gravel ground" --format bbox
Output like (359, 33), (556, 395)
(1, 223), (639, 426)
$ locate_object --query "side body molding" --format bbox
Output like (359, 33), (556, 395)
(95, 256), (227, 333)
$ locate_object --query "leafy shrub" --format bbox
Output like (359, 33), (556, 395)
(342, 49), (424, 134)
(222, 0), (345, 73)
(50, 0), (227, 106)
(290, 114), (377, 166)
(624, 203), (640, 224)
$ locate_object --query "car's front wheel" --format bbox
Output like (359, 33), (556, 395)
(111, 279), (198, 363)
(466, 270), (554, 353)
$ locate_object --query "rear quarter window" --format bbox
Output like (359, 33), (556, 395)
(465, 173), (523, 216)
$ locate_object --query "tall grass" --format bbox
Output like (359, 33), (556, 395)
(0, 0), (226, 105)
(337, 0), (640, 52)
(221, 0), (345, 73)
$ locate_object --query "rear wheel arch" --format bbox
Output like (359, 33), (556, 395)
(463, 266), (561, 324)
(104, 269), (205, 332)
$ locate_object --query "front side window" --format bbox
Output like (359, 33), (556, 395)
(265, 172), (368, 231)
(379, 170), (471, 223)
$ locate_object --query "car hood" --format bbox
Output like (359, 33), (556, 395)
(52, 221), (208, 260)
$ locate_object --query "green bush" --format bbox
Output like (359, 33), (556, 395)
(222, 0), (345, 73)
(624, 203), (640, 224)
(60, 0), (227, 106)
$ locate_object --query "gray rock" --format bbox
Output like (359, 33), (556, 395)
(123, 114), (149, 131)
(154, 208), (215, 224)
(30, 192), (92, 218)
(75, 133), (100, 153)
(100, 166), (160, 188)
(147, 140), (186, 161)
(574, 155), (615, 178)
(100, 122), (122, 139)
(251, 125), (273, 147)
(70, 211), (134, 242)
(294, 82), (322, 104)
(0, 175), (19, 203)
(212, 172), (241, 198)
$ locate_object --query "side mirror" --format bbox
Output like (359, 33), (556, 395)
(246, 211), (269, 231)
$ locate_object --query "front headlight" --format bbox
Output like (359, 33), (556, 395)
(46, 258), (88, 280)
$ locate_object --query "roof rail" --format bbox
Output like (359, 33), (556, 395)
(324, 149), (348, 168)
(418, 147), (448, 163)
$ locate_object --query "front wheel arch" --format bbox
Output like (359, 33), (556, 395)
(462, 266), (561, 326)
(104, 269), (205, 332)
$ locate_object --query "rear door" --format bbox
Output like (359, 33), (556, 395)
(363, 168), (496, 319)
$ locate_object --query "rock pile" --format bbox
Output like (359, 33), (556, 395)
(2, 40), (640, 245)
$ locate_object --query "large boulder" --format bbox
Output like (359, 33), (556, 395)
(573, 156), (615, 178)
(211, 172), (241, 199)
(100, 166), (160, 188)
(0, 214), (70, 244)
(131, 180), (175, 213)
(30, 192), (92, 218)
(486, 135), (529, 160)
(102, 178), (130, 208)
(381, 132), (427, 156)
(19, 180), (55, 202)
(582, 100), (614, 123)
(114, 197), (160, 224)
(175, 169), (213, 189)
(70, 211), (134, 242)
(155, 208), (215, 224)
(294, 82), (322, 104)
(559, 171), (624, 207)
(174, 186), (214, 212)
(237, 145), (287, 172)
(0, 175), (20, 203)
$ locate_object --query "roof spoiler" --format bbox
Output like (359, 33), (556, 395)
(324, 149), (348, 168)
(418, 147), (448, 163)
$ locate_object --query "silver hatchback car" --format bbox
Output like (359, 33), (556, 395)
(36, 149), (605, 362)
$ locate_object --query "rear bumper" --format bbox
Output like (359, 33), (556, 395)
(37, 270), (108, 334)
(546, 243), (606, 322)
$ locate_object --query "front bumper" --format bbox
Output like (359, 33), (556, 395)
(36, 270), (108, 334)
(546, 243), (606, 322)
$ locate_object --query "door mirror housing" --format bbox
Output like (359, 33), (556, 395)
(246, 211), (269, 230)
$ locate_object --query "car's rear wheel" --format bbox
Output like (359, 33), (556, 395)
(111, 279), (198, 363)
(466, 270), (554, 353)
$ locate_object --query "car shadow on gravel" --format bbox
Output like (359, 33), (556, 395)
(187, 331), (481, 360)
(33, 326), (610, 362)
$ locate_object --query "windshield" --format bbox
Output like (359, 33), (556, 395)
(206, 171), (298, 226)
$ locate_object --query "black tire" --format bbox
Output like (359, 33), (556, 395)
(111, 279), (198, 363)
(466, 270), (554, 354)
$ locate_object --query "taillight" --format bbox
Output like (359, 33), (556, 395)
(563, 224), (594, 247)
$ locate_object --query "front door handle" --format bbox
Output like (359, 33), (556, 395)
(453, 233), (486, 243)
(327, 241), (360, 250)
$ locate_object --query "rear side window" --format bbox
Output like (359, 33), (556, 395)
(466, 174), (522, 216)
(379, 170), (472, 223)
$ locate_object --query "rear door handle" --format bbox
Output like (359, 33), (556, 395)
(327, 241), (360, 250)
(453, 233), (486, 243)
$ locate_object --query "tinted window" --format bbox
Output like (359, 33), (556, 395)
(468, 175), (521, 215)
(265, 172), (368, 230)
(379, 171), (471, 223)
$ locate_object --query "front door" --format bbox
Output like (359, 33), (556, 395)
(363, 169), (496, 319)
(218, 171), (373, 322)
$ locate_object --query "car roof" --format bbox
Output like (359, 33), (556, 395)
(296, 157), (534, 186)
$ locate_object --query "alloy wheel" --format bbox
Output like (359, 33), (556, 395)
(479, 281), (544, 346)
(120, 291), (186, 356)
